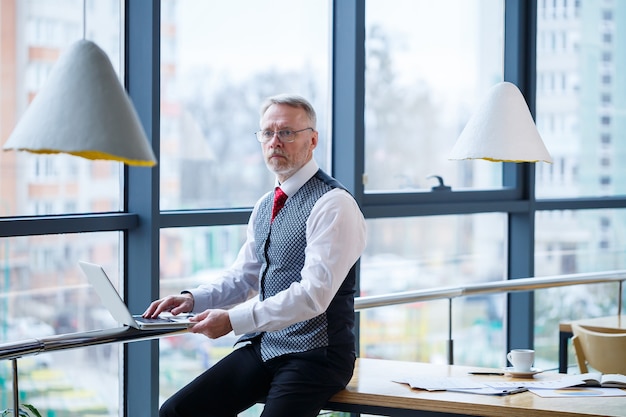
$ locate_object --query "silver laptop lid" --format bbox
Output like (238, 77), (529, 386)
(79, 261), (138, 328)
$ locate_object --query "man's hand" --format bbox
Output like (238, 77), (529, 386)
(143, 293), (194, 318)
(188, 309), (233, 339)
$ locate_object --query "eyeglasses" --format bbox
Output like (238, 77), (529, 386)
(255, 127), (314, 143)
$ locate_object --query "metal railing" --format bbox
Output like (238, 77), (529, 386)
(1, 270), (625, 414)
(0, 327), (183, 415)
(355, 270), (625, 365)
(355, 270), (625, 311)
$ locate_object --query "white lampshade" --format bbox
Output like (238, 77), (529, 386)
(3, 39), (157, 166)
(449, 81), (552, 163)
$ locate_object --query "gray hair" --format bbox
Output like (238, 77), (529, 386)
(259, 94), (317, 128)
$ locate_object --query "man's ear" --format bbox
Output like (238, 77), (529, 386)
(310, 131), (319, 149)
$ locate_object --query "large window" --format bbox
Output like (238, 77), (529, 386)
(360, 214), (507, 366)
(159, 0), (331, 211)
(535, 0), (626, 198)
(0, 233), (122, 415)
(0, 0), (122, 217)
(534, 208), (626, 368)
(158, 2), (331, 414)
(0, 0), (124, 415)
(533, 0), (626, 371)
(364, 0), (504, 193)
(158, 225), (260, 413)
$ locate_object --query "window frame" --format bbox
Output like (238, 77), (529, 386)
(3, 1), (626, 415)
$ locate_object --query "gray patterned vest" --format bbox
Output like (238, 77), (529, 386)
(238, 169), (357, 361)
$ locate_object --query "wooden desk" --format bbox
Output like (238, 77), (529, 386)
(559, 315), (626, 373)
(326, 358), (625, 417)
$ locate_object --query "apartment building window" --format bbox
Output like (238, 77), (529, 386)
(26, 62), (52, 91)
(600, 216), (610, 230)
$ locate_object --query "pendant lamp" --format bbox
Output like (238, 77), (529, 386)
(3, 39), (157, 166)
(449, 81), (552, 163)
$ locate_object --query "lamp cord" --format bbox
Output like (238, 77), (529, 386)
(82, 0), (86, 39)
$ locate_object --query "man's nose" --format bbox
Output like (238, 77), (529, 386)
(267, 132), (282, 144)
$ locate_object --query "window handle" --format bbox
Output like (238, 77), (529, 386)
(426, 175), (451, 192)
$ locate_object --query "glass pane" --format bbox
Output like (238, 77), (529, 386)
(0, 0), (122, 216)
(364, 0), (504, 193)
(360, 214), (507, 366)
(159, 226), (265, 415)
(534, 209), (626, 372)
(535, 1), (626, 198)
(160, 0), (331, 210)
(0, 232), (121, 416)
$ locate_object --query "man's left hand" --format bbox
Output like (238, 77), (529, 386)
(188, 309), (233, 339)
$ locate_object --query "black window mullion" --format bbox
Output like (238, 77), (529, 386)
(504, 0), (538, 352)
(331, 0), (366, 359)
(124, 1), (161, 416)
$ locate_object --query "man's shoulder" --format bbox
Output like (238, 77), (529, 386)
(313, 169), (348, 192)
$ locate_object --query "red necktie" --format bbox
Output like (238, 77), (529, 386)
(271, 187), (288, 222)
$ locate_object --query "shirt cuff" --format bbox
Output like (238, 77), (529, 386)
(228, 303), (255, 335)
(183, 288), (208, 313)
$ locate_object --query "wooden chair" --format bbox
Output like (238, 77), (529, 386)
(571, 323), (626, 374)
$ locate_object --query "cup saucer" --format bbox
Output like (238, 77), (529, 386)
(503, 367), (543, 377)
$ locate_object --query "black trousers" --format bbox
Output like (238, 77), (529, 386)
(159, 340), (355, 417)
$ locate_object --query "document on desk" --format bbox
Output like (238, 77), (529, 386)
(395, 376), (487, 391)
(394, 377), (528, 396)
(449, 387), (529, 396)
(487, 376), (589, 390)
(395, 374), (599, 395)
(529, 387), (626, 398)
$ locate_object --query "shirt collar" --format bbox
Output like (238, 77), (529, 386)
(275, 159), (319, 197)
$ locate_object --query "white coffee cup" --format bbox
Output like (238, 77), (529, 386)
(507, 349), (534, 372)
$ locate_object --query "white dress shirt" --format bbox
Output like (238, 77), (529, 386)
(186, 159), (367, 336)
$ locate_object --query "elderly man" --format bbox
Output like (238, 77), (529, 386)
(145, 94), (366, 417)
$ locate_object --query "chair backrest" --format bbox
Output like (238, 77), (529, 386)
(571, 323), (626, 374)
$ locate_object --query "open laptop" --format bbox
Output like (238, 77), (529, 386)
(79, 261), (194, 330)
